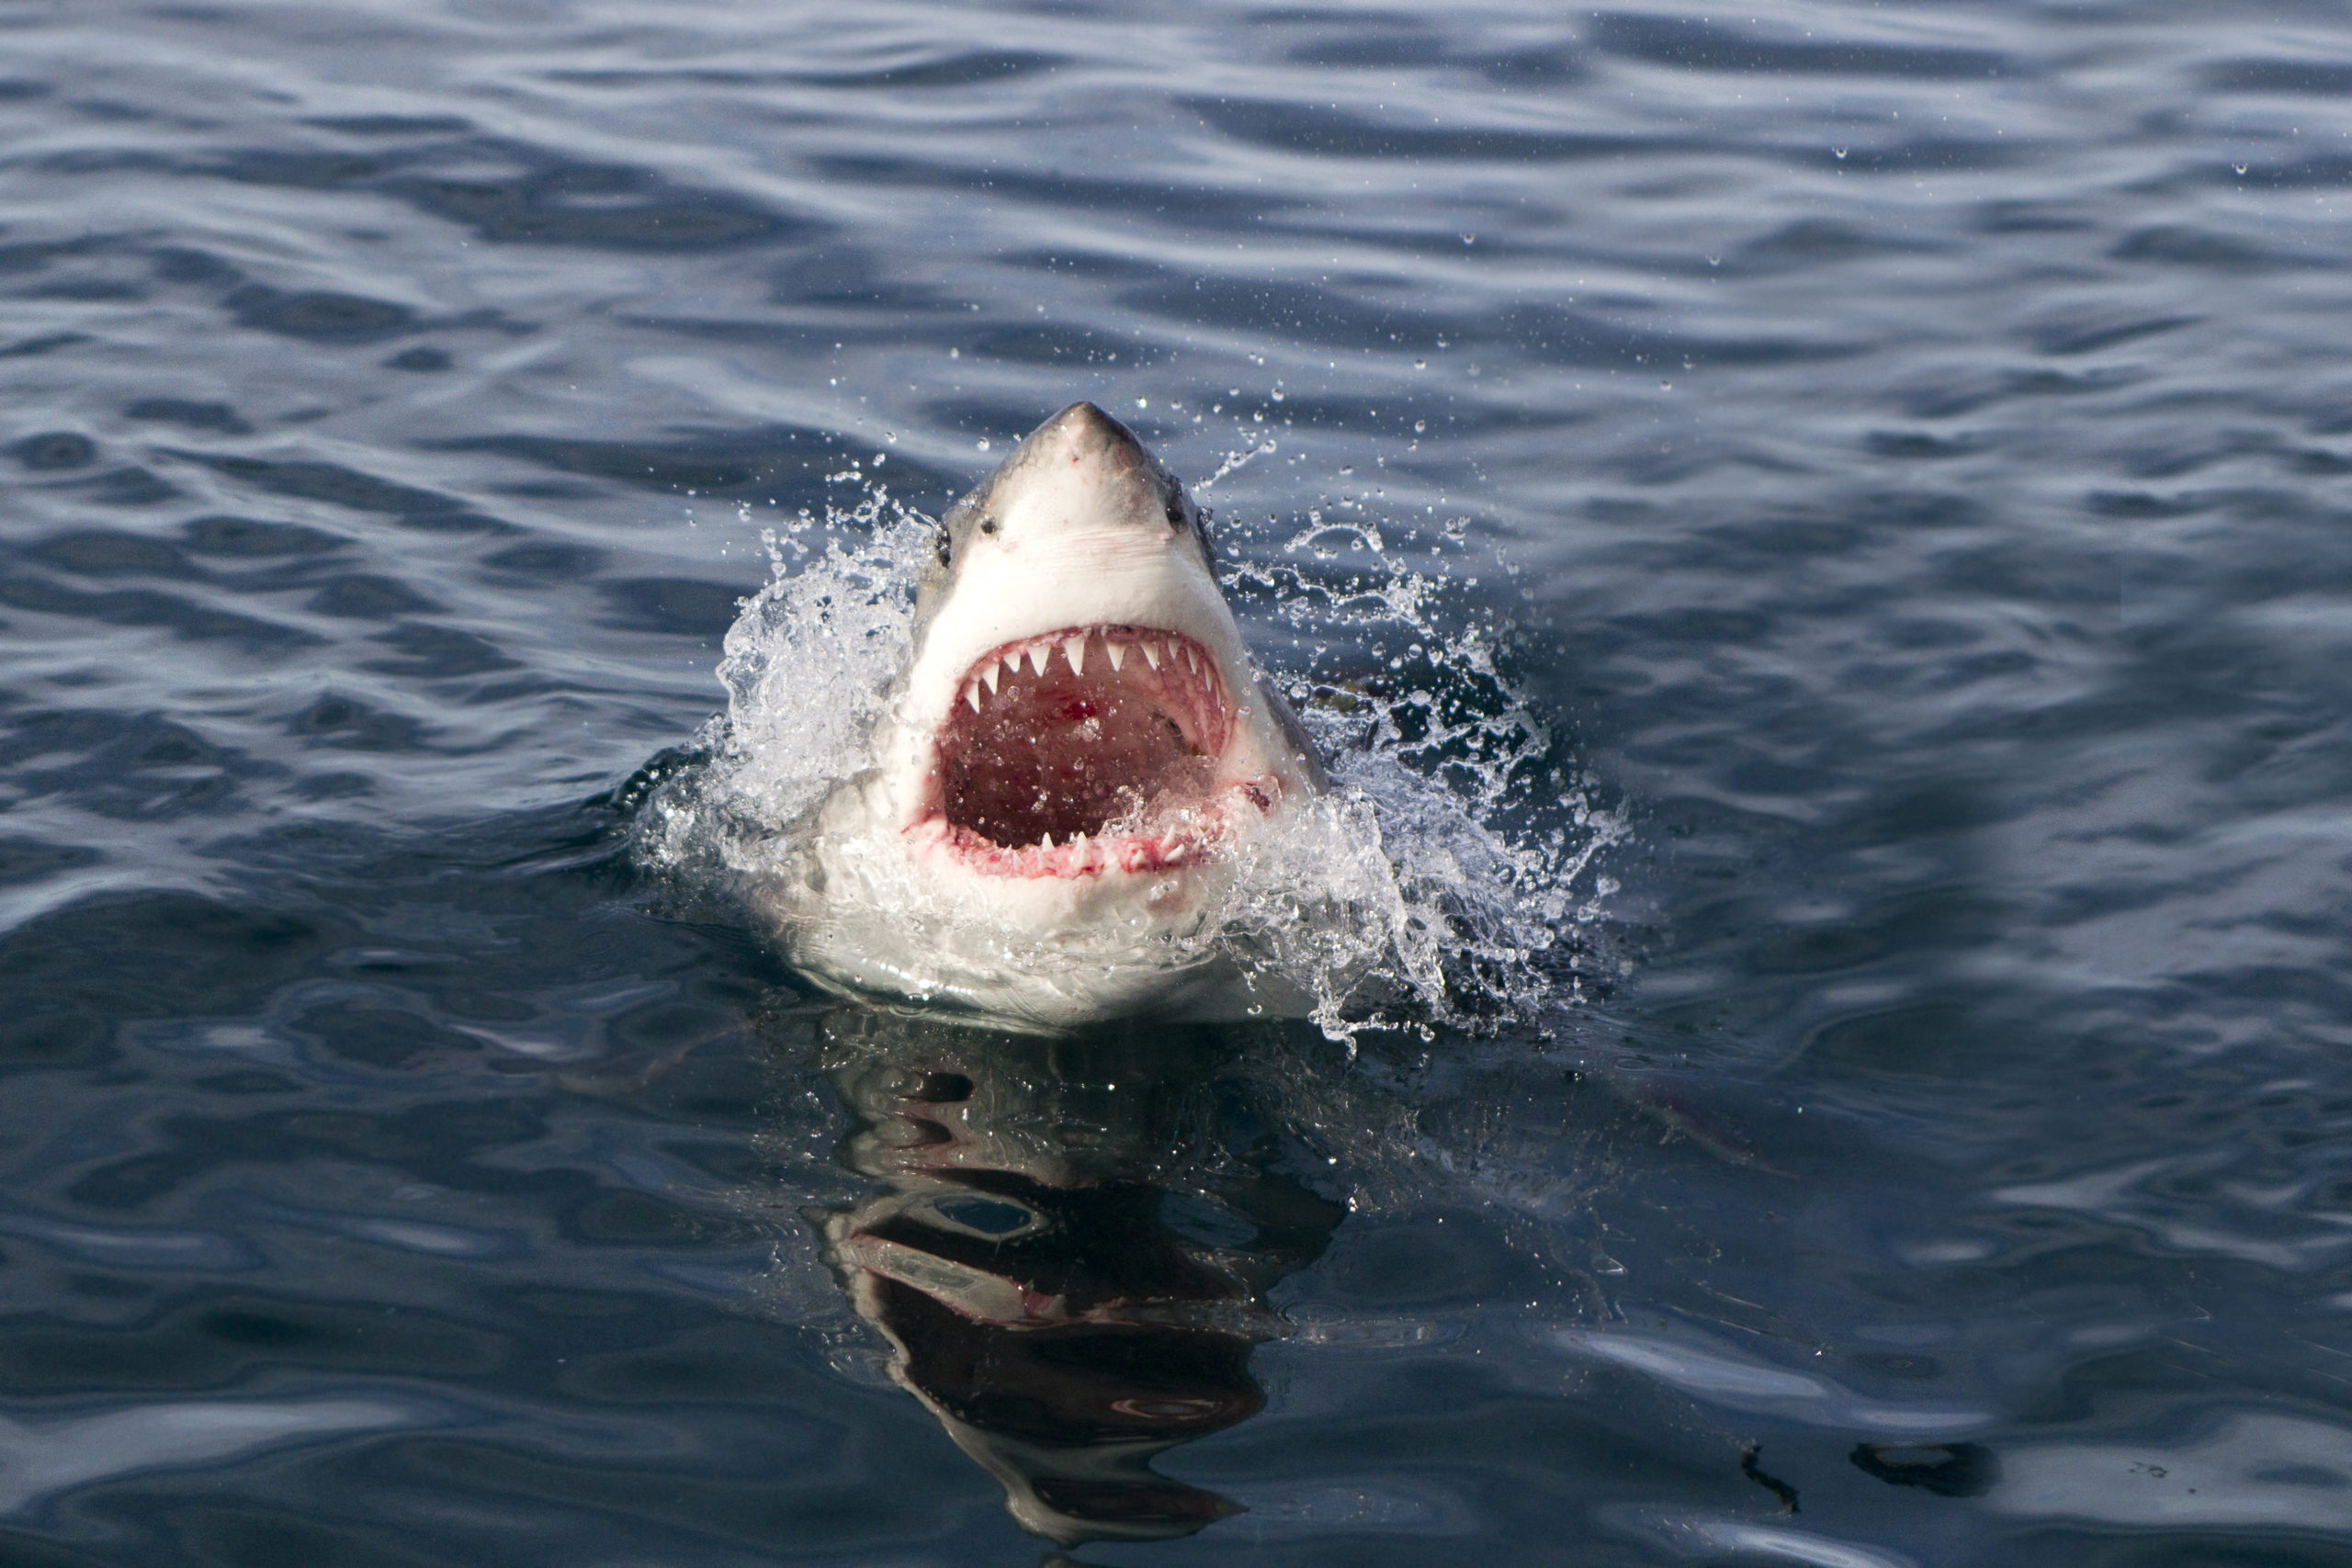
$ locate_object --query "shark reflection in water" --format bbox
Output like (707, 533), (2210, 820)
(814, 1012), (1345, 1545)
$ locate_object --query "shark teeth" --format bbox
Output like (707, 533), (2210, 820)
(944, 624), (1232, 810)
(956, 628), (1221, 701)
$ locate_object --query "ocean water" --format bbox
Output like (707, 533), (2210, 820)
(5, 2), (2352, 1562)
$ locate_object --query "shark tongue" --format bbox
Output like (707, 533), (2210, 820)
(935, 626), (1227, 853)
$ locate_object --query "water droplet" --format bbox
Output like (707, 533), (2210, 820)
(1135, 397), (1148, 409)
(1413, 358), (1427, 369)
(976, 438), (990, 451)
(2233, 162), (2249, 176)
(1707, 254), (1721, 266)
(1833, 146), (1849, 160)
(1413, 419), (1427, 434)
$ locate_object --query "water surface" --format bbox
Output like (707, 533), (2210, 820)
(4, 2), (2351, 1562)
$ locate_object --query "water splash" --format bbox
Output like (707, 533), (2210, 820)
(1195, 435), (1279, 493)
(1226, 503), (1628, 1033)
(634, 460), (1623, 1042)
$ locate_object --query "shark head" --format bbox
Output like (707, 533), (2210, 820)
(876, 401), (1318, 886)
(782, 402), (1326, 1024)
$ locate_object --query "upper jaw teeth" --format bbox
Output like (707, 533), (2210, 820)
(951, 626), (1218, 721)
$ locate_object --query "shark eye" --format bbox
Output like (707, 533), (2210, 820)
(934, 527), (952, 569)
(1164, 497), (1188, 531)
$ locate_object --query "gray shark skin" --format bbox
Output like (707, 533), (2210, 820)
(765, 403), (1329, 1030)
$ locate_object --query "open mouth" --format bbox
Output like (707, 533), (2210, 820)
(926, 625), (1246, 875)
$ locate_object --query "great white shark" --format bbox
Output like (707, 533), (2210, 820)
(763, 401), (1330, 1028)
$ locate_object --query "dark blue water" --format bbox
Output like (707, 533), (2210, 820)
(6, 3), (2352, 1562)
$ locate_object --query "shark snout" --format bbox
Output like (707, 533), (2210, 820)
(1032, 401), (1148, 470)
(989, 403), (1180, 541)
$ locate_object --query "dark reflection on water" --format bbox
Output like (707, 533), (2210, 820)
(816, 1015), (1342, 1544)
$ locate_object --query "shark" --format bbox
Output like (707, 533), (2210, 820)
(764, 401), (1329, 1029)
